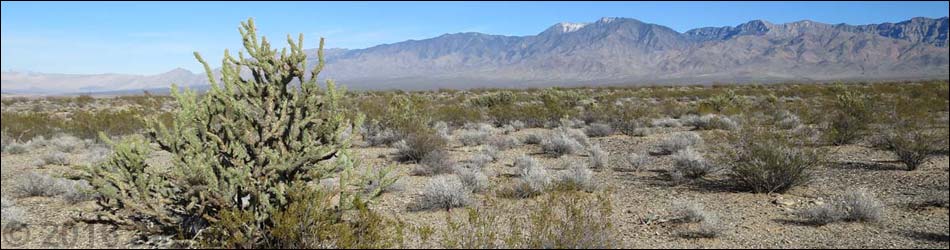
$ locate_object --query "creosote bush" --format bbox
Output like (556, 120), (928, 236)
(824, 90), (874, 145)
(394, 130), (448, 163)
(875, 117), (943, 171)
(725, 127), (820, 194)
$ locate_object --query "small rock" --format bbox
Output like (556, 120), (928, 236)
(773, 197), (796, 206)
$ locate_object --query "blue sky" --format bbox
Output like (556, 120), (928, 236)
(2, 1), (948, 75)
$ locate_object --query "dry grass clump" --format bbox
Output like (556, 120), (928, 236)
(411, 175), (473, 211)
(798, 189), (884, 226)
(683, 114), (739, 131)
(671, 148), (716, 182)
(541, 128), (587, 157)
(584, 123), (615, 137)
(588, 144), (609, 170)
(654, 132), (703, 155)
(412, 150), (456, 176)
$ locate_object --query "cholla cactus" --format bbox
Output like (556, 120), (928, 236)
(85, 18), (387, 238)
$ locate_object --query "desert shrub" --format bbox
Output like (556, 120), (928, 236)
(725, 127), (820, 194)
(433, 104), (484, 127)
(554, 160), (596, 192)
(83, 20), (396, 246)
(798, 189), (884, 226)
(512, 156), (552, 198)
(16, 173), (67, 197)
(798, 203), (843, 226)
(361, 167), (403, 196)
(651, 118), (682, 128)
(1, 131), (9, 152)
(875, 119), (943, 171)
(213, 184), (405, 249)
(395, 129), (449, 163)
(363, 121), (400, 147)
(467, 153), (493, 169)
(541, 127), (589, 157)
(1, 203), (27, 231)
(686, 214), (724, 239)
(509, 120), (526, 130)
(655, 132), (703, 155)
(468, 91), (515, 108)
(456, 167), (490, 194)
(824, 90), (874, 145)
(457, 125), (493, 146)
(41, 152), (71, 166)
(51, 134), (85, 153)
(614, 118), (648, 136)
(588, 144), (609, 170)
(0, 197), (11, 208)
(671, 148), (715, 181)
(561, 127), (590, 146)
(541, 130), (584, 157)
(774, 110), (802, 130)
(3, 142), (28, 155)
(61, 179), (98, 204)
(0, 111), (63, 141)
(683, 114), (739, 131)
(480, 145), (500, 162)
(433, 121), (452, 141)
(411, 175), (473, 211)
(672, 201), (709, 223)
(66, 109), (150, 140)
(557, 118), (583, 130)
(488, 135), (520, 150)
(670, 200), (724, 238)
(516, 191), (614, 248)
(584, 123), (614, 137)
(839, 189), (884, 223)
(621, 153), (650, 172)
(523, 133), (543, 145)
(439, 191), (615, 249)
(413, 150), (456, 176)
(513, 155), (539, 172)
(700, 91), (743, 114)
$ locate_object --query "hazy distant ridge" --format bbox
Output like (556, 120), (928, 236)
(3, 16), (947, 94)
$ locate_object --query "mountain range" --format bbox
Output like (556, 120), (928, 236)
(3, 16), (948, 94)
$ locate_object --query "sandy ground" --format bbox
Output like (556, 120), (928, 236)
(2, 124), (947, 249)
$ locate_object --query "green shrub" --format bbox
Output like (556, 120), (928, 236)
(875, 120), (943, 171)
(83, 19), (394, 247)
(725, 127), (821, 194)
(824, 90), (874, 145)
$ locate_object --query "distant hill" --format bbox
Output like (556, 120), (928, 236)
(3, 16), (947, 94)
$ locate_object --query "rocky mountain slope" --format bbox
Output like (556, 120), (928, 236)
(3, 17), (947, 93)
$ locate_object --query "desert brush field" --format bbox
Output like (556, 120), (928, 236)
(1, 19), (948, 249)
